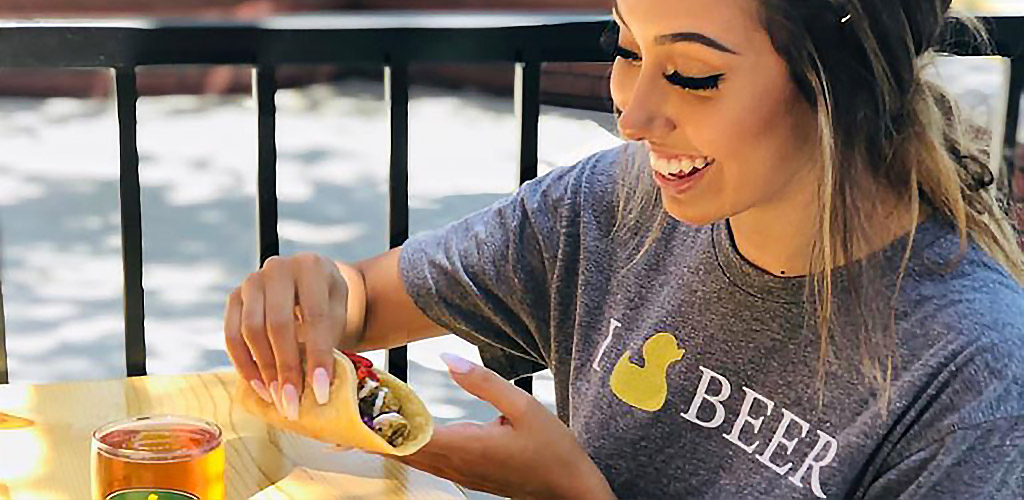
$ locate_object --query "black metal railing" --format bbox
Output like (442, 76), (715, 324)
(0, 12), (612, 386)
(0, 12), (1021, 386)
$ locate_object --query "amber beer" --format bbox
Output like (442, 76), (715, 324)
(91, 415), (225, 500)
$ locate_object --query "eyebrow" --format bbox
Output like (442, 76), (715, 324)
(611, 3), (740, 56)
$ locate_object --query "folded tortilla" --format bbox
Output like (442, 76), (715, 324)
(236, 350), (433, 456)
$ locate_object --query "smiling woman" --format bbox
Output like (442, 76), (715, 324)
(224, 0), (1024, 499)
(608, 0), (1022, 403)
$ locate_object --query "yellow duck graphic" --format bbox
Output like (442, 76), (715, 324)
(610, 333), (685, 411)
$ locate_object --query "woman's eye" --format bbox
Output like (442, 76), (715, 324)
(614, 45), (643, 65)
(601, 22), (724, 93)
(665, 72), (725, 92)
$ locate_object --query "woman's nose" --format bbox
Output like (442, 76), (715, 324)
(616, 81), (677, 142)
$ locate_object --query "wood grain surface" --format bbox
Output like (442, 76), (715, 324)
(0, 372), (466, 500)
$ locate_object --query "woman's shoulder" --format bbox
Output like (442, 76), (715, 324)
(899, 217), (1024, 318)
(539, 142), (629, 195)
(900, 235), (1024, 351)
(895, 229), (1024, 422)
(518, 143), (632, 232)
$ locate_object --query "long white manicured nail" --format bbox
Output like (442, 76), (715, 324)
(312, 367), (330, 405)
(250, 379), (273, 404)
(282, 384), (300, 421)
(270, 381), (282, 413)
(440, 352), (475, 374)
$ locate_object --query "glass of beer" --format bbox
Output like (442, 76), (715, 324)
(91, 415), (225, 500)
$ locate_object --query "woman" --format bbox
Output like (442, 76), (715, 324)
(223, 0), (1024, 498)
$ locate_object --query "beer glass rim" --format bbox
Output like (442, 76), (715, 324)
(92, 414), (223, 463)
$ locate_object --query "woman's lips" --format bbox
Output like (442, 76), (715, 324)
(652, 162), (711, 194)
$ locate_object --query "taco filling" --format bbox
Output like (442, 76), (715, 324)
(342, 350), (410, 447)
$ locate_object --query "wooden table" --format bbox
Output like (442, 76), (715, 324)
(0, 371), (466, 500)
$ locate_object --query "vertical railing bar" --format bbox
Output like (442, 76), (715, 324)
(385, 58), (410, 382)
(255, 66), (281, 266)
(0, 224), (7, 383)
(1003, 59), (1024, 201)
(115, 67), (147, 378)
(514, 58), (542, 394)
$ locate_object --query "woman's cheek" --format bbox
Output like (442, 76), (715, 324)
(684, 105), (730, 164)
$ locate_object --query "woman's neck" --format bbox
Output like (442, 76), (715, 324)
(728, 190), (922, 278)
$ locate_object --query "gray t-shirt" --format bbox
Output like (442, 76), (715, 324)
(399, 145), (1024, 499)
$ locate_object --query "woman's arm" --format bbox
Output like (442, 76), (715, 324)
(345, 247), (448, 351)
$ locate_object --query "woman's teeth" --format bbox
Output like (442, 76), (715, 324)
(649, 153), (715, 178)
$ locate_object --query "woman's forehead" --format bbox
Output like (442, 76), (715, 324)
(610, 0), (765, 57)
(612, 0), (763, 45)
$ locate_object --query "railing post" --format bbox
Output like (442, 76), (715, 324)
(115, 67), (147, 378)
(385, 58), (410, 382)
(0, 225), (7, 384)
(514, 58), (542, 394)
(255, 66), (281, 266)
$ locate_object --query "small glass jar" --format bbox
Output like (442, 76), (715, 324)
(91, 414), (225, 500)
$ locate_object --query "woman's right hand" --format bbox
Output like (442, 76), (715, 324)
(223, 253), (358, 421)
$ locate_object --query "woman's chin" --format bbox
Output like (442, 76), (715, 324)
(661, 199), (722, 227)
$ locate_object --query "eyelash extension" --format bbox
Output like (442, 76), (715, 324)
(599, 22), (724, 92)
(665, 72), (724, 91)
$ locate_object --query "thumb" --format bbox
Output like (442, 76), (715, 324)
(440, 353), (534, 422)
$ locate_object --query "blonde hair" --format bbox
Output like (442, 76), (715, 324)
(613, 1), (1024, 412)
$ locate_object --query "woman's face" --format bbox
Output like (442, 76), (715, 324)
(611, 0), (821, 225)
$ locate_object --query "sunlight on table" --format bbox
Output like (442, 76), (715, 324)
(0, 372), (466, 500)
(0, 387), (47, 500)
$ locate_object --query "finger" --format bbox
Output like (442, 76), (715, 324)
(395, 455), (496, 498)
(294, 254), (337, 406)
(416, 421), (494, 456)
(262, 257), (302, 421)
(391, 453), (459, 482)
(388, 423), (484, 473)
(224, 288), (272, 404)
(240, 274), (278, 390)
(439, 353), (536, 422)
(390, 454), (428, 472)
(393, 435), (503, 496)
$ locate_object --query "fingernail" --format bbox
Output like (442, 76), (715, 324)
(440, 352), (474, 374)
(312, 367), (330, 405)
(250, 379), (273, 404)
(282, 383), (300, 421)
(269, 381), (282, 414)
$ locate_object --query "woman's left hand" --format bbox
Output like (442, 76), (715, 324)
(392, 353), (616, 500)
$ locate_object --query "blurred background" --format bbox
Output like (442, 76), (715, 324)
(0, 2), (1021, 497)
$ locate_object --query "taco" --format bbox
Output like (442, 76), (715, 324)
(236, 350), (433, 456)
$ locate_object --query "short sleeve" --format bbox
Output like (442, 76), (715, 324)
(861, 327), (1024, 499)
(399, 149), (615, 380)
(860, 417), (1024, 499)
